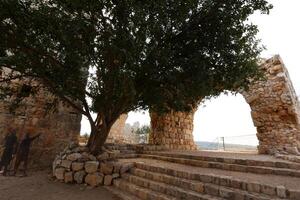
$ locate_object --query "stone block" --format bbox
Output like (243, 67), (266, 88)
(112, 173), (120, 179)
(61, 160), (72, 169)
(74, 170), (86, 184)
(276, 186), (286, 198)
(261, 185), (276, 196)
(64, 172), (73, 183)
(104, 175), (113, 186)
(85, 173), (104, 187)
(67, 153), (82, 161)
(120, 163), (134, 174)
(72, 162), (84, 171)
(55, 168), (65, 180)
(247, 182), (261, 193)
(97, 152), (109, 161)
(85, 161), (99, 173)
(204, 184), (219, 196)
(100, 162), (114, 175)
(192, 182), (204, 193)
(219, 187), (234, 199)
(113, 162), (122, 173)
(289, 190), (300, 199)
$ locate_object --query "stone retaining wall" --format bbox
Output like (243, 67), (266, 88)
(53, 143), (134, 187)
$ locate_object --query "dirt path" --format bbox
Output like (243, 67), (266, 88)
(0, 170), (120, 200)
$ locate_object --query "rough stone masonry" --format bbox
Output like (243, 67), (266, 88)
(1, 55), (300, 169)
(149, 55), (300, 154)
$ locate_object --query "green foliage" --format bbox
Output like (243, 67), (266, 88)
(134, 125), (150, 143)
(0, 0), (272, 151)
(135, 125), (150, 136)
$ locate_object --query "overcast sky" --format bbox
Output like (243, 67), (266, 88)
(82, 1), (300, 145)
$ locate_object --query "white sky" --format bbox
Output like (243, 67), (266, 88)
(81, 1), (300, 145)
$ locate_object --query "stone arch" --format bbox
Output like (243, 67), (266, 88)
(149, 55), (300, 154)
(241, 55), (300, 154)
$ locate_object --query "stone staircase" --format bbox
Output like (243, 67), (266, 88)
(107, 158), (300, 199)
(139, 151), (300, 177)
(103, 144), (300, 199)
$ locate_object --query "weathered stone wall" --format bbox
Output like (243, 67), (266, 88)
(149, 111), (197, 150)
(106, 114), (129, 144)
(242, 55), (300, 154)
(0, 77), (81, 168)
(149, 55), (300, 154)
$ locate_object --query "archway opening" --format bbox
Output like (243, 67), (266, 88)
(193, 93), (258, 152)
(125, 110), (151, 144)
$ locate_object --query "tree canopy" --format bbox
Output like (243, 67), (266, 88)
(0, 0), (272, 153)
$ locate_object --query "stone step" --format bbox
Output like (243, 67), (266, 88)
(116, 153), (138, 159)
(133, 160), (300, 199)
(113, 178), (176, 200)
(104, 186), (140, 200)
(141, 151), (300, 170)
(129, 168), (280, 200)
(122, 173), (226, 200)
(140, 154), (300, 177)
(119, 150), (137, 154)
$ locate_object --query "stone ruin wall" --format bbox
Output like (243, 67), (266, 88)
(0, 74), (134, 168)
(0, 82), (82, 168)
(149, 111), (197, 150)
(1, 55), (300, 162)
(106, 114), (136, 144)
(242, 55), (300, 154)
(149, 55), (300, 154)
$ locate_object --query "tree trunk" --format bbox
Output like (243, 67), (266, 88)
(87, 127), (111, 155)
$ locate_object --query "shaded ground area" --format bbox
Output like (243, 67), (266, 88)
(0, 170), (120, 200)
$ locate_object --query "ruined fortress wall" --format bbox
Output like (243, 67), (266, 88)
(0, 85), (82, 168)
(149, 55), (300, 154)
(106, 114), (128, 143)
(149, 111), (197, 150)
(242, 55), (300, 154)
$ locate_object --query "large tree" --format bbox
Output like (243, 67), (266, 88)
(0, 0), (272, 154)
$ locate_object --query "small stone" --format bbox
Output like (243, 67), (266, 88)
(55, 168), (65, 180)
(74, 170), (86, 184)
(64, 172), (73, 183)
(120, 163), (134, 174)
(100, 162), (114, 175)
(85, 173), (104, 187)
(67, 153), (82, 161)
(247, 182), (260, 193)
(88, 154), (97, 161)
(261, 185), (276, 196)
(276, 186), (286, 198)
(72, 162), (84, 171)
(104, 175), (113, 186)
(81, 152), (91, 161)
(61, 160), (72, 169)
(112, 173), (120, 179)
(113, 163), (122, 173)
(193, 183), (204, 193)
(69, 142), (78, 149)
(85, 161), (99, 173)
(97, 152), (109, 161)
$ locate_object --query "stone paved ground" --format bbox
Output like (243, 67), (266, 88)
(0, 170), (120, 200)
(158, 149), (297, 163)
